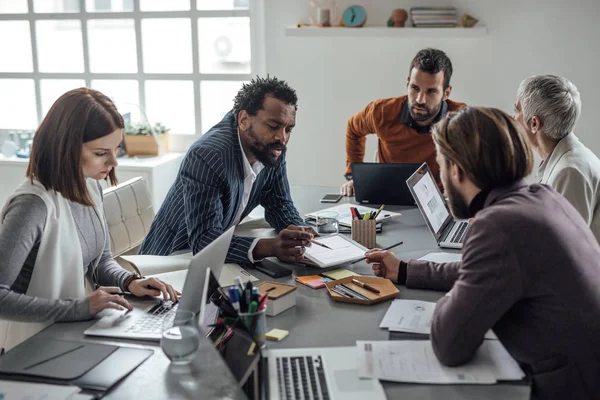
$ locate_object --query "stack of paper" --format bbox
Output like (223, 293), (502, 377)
(356, 340), (525, 384)
(380, 299), (497, 339)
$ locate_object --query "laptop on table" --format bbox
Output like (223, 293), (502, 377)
(406, 163), (470, 249)
(84, 226), (235, 341)
(199, 270), (387, 400)
(352, 162), (421, 205)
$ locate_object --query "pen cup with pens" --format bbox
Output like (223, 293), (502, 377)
(239, 307), (267, 348)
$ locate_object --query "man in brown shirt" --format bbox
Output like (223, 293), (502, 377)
(367, 107), (600, 400)
(341, 48), (465, 195)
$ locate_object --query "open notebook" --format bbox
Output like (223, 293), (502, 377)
(303, 234), (368, 268)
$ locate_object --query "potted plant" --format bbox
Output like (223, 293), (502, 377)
(122, 121), (170, 157)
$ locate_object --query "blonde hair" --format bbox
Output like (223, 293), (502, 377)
(432, 106), (533, 190)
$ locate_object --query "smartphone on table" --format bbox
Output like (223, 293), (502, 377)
(320, 193), (343, 203)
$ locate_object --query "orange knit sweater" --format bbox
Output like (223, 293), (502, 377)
(345, 95), (466, 183)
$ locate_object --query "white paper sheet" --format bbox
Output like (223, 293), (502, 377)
(380, 299), (497, 339)
(418, 252), (462, 263)
(356, 340), (497, 384)
(304, 234), (367, 267)
(469, 340), (525, 380)
(0, 380), (80, 400)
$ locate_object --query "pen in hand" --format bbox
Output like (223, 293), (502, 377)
(310, 239), (332, 250)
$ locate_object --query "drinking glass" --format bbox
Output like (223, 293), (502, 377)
(160, 310), (200, 365)
(315, 211), (339, 235)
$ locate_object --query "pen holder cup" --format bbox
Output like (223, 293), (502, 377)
(351, 219), (377, 249)
(239, 307), (267, 348)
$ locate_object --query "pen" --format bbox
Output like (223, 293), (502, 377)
(352, 278), (381, 294)
(339, 284), (370, 300)
(373, 204), (385, 219)
(228, 287), (240, 312)
(310, 239), (332, 250)
(349, 241), (404, 265)
(353, 207), (362, 220)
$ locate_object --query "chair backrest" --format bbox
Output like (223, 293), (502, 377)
(103, 177), (154, 257)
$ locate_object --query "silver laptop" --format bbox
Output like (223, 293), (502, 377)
(197, 268), (387, 400)
(406, 163), (469, 249)
(84, 227), (235, 341)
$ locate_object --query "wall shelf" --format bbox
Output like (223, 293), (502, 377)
(285, 25), (487, 38)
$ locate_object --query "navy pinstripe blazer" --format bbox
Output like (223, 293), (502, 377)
(139, 112), (304, 264)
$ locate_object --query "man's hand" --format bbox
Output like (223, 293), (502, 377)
(253, 225), (315, 262)
(341, 180), (355, 196)
(365, 249), (401, 282)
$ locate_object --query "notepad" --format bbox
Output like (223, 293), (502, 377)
(266, 329), (289, 342)
(303, 234), (368, 268)
(321, 268), (361, 280)
(296, 275), (332, 289)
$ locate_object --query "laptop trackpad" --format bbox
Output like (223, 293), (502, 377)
(333, 369), (377, 392)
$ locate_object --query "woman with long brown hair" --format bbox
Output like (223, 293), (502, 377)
(0, 88), (177, 352)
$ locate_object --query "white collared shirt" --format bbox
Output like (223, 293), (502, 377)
(234, 129), (264, 262)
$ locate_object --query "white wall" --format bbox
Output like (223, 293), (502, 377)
(265, 0), (600, 188)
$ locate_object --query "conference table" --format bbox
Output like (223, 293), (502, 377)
(29, 185), (530, 400)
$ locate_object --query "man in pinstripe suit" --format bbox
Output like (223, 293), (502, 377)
(140, 77), (315, 265)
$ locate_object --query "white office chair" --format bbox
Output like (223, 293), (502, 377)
(103, 177), (154, 274)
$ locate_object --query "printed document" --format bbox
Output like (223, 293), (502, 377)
(356, 340), (524, 384)
(380, 299), (497, 339)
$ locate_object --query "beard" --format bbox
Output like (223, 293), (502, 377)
(408, 100), (443, 123)
(246, 124), (286, 167)
(445, 179), (472, 220)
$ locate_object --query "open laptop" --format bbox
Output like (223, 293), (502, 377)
(84, 227), (235, 341)
(352, 162), (421, 205)
(406, 163), (469, 249)
(199, 270), (387, 400)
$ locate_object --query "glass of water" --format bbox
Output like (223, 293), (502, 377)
(315, 211), (339, 235)
(161, 310), (200, 365)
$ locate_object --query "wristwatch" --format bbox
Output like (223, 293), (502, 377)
(344, 173), (353, 181)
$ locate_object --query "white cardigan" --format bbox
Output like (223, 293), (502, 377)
(0, 179), (105, 352)
(537, 134), (600, 244)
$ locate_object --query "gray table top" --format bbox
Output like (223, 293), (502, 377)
(27, 185), (530, 400)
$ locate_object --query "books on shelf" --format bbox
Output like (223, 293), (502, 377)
(410, 6), (458, 28)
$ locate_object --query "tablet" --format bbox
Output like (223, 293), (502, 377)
(303, 234), (368, 268)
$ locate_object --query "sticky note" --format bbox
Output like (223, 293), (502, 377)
(266, 328), (289, 342)
(321, 268), (360, 280)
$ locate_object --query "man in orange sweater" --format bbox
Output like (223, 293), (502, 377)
(341, 48), (466, 196)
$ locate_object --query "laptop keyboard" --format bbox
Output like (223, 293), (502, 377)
(441, 221), (469, 244)
(276, 355), (331, 400)
(126, 301), (178, 334)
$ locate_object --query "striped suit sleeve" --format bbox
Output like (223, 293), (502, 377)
(181, 148), (256, 264)
(261, 158), (304, 232)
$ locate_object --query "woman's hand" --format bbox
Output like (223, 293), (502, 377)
(127, 277), (179, 302)
(365, 249), (401, 283)
(88, 286), (132, 315)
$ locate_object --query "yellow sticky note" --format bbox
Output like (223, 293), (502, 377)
(266, 328), (289, 342)
(321, 268), (360, 280)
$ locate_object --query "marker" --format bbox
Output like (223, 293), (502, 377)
(228, 287), (240, 312)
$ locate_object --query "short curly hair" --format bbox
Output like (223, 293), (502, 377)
(409, 48), (453, 89)
(232, 76), (298, 118)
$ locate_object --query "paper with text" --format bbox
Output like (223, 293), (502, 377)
(356, 340), (497, 384)
(380, 299), (497, 339)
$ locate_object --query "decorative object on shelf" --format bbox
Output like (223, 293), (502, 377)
(389, 9), (408, 27)
(1, 140), (19, 158)
(410, 6), (457, 28)
(316, 8), (331, 27)
(461, 14), (479, 28)
(341, 5), (367, 27)
(123, 122), (170, 157)
(308, 0), (337, 26)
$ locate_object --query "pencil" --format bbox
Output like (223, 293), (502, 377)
(373, 204), (386, 219)
(310, 239), (332, 250)
(349, 241), (404, 265)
